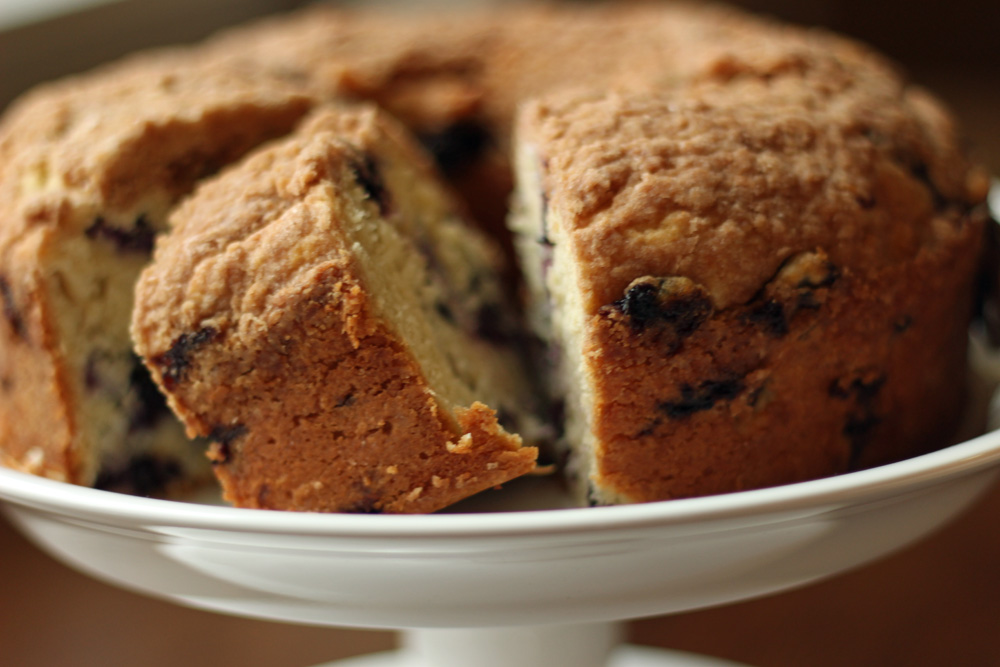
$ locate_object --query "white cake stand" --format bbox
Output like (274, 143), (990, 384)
(3, 404), (1000, 667)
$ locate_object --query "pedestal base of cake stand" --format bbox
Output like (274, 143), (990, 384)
(326, 624), (745, 667)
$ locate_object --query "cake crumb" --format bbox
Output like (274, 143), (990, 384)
(23, 447), (44, 473)
(446, 433), (474, 454)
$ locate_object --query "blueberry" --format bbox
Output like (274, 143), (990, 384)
(207, 423), (247, 465)
(0, 275), (25, 340)
(615, 278), (713, 336)
(152, 326), (218, 389)
(128, 354), (171, 431)
(659, 378), (745, 419)
(844, 413), (881, 470)
(418, 120), (491, 176)
(85, 214), (156, 254)
(349, 152), (391, 215)
(94, 454), (182, 497)
(747, 300), (788, 337)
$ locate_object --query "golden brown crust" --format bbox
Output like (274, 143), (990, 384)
(131, 107), (537, 513)
(0, 51), (315, 216)
(194, 2), (914, 231)
(521, 80), (988, 312)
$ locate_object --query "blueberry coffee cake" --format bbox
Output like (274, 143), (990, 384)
(509, 74), (989, 504)
(0, 1), (989, 510)
(0, 52), (314, 493)
(131, 106), (539, 513)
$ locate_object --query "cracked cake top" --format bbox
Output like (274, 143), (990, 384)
(518, 69), (989, 311)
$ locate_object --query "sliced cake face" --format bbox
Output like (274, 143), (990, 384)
(131, 106), (538, 514)
(0, 52), (315, 491)
(510, 79), (988, 505)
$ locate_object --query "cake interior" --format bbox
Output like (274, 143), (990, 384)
(332, 123), (537, 437)
(508, 141), (600, 503)
(38, 189), (207, 491)
(7, 74), (313, 493)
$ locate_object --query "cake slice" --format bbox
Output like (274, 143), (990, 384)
(509, 77), (988, 505)
(131, 106), (539, 513)
(0, 51), (315, 493)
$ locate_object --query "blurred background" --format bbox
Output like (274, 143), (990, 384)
(0, 1), (998, 665)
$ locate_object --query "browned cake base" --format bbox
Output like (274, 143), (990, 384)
(588, 244), (977, 502)
(202, 304), (536, 513)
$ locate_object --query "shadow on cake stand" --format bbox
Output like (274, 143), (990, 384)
(3, 394), (1000, 667)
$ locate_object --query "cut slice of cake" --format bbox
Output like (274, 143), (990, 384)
(509, 76), (988, 505)
(0, 51), (315, 494)
(131, 106), (539, 513)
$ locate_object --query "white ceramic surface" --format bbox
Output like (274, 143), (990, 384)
(331, 643), (746, 667)
(2, 420), (1000, 632)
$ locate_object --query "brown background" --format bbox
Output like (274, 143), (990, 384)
(1, 1), (999, 665)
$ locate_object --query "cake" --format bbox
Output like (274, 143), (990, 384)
(0, 51), (315, 492)
(197, 3), (898, 246)
(0, 2), (988, 509)
(508, 73), (989, 504)
(130, 106), (539, 513)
